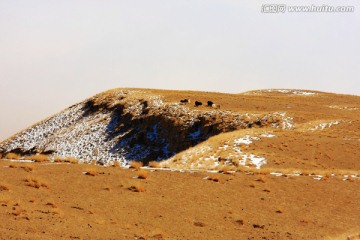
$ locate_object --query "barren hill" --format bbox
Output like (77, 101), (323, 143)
(1, 88), (359, 173)
(1, 88), (360, 240)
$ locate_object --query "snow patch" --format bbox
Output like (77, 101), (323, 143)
(243, 154), (266, 169)
(251, 89), (317, 96)
(273, 112), (294, 129)
(309, 121), (341, 131)
(328, 105), (360, 111)
(9, 159), (34, 163)
(270, 172), (283, 177)
(269, 89), (316, 95)
(260, 133), (276, 138)
(234, 136), (259, 145)
(229, 135), (268, 169)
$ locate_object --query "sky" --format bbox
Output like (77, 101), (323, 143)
(0, 0), (359, 141)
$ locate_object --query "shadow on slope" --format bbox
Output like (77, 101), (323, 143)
(82, 98), (281, 165)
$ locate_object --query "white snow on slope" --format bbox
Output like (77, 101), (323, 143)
(308, 121), (343, 131)
(328, 105), (360, 111)
(0, 89), (294, 167)
(230, 134), (274, 169)
(245, 89), (317, 96)
(260, 133), (276, 138)
(274, 90), (316, 96)
(273, 112), (294, 129)
(166, 133), (275, 170)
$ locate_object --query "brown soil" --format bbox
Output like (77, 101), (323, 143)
(1, 88), (360, 239)
(0, 161), (359, 240)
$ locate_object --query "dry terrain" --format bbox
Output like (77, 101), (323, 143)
(1, 88), (360, 239)
(0, 161), (360, 240)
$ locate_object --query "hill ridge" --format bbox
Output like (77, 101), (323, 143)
(0, 89), (295, 166)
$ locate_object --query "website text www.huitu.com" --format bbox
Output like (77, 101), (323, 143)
(261, 4), (355, 13)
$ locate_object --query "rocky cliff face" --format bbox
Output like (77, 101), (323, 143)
(0, 89), (292, 166)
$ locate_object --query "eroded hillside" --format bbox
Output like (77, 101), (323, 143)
(1, 88), (359, 172)
(1, 88), (360, 240)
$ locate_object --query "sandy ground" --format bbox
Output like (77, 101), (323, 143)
(0, 160), (360, 240)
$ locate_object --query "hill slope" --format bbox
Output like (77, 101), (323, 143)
(1, 88), (359, 172)
(1, 88), (360, 240)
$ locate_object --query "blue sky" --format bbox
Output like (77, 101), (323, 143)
(1, 0), (359, 140)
